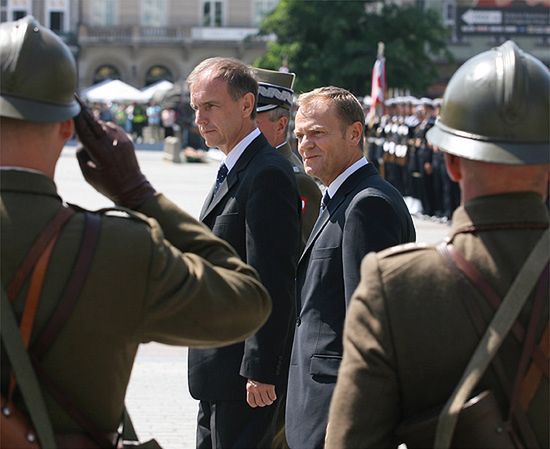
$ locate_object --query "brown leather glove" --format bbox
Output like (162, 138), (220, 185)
(74, 99), (156, 209)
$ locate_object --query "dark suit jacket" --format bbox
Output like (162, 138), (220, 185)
(188, 133), (301, 401)
(326, 192), (549, 448)
(286, 163), (415, 449)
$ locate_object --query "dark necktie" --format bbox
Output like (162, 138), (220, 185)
(213, 163), (228, 196)
(320, 190), (331, 211)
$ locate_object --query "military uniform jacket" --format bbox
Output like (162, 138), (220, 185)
(188, 133), (301, 401)
(0, 170), (271, 432)
(286, 163), (415, 449)
(277, 141), (322, 245)
(326, 192), (549, 448)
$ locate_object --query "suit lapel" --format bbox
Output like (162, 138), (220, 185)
(200, 134), (271, 222)
(298, 164), (376, 264)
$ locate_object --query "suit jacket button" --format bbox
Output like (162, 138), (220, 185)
(296, 317), (301, 326)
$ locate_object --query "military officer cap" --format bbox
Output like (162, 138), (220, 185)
(0, 16), (80, 122)
(427, 40), (549, 165)
(252, 67), (295, 112)
(420, 97), (434, 108)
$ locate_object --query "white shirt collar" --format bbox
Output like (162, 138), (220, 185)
(222, 128), (261, 172)
(326, 157), (368, 199)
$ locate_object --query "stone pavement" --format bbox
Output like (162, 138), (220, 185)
(54, 144), (449, 449)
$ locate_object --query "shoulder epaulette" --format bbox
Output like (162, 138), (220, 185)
(378, 242), (432, 259)
(95, 207), (152, 227)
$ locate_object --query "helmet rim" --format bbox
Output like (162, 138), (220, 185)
(427, 122), (550, 165)
(0, 93), (80, 123)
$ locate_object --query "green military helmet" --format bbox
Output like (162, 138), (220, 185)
(0, 16), (80, 122)
(427, 40), (549, 165)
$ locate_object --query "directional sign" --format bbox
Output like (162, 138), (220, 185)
(461, 9), (502, 25)
(457, 6), (550, 36)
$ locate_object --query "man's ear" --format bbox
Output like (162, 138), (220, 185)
(241, 92), (256, 118)
(277, 115), (289, 135)
(348, 121), (363, 146)
(59, 118), (75, 141)
(444, 152), (462, 182)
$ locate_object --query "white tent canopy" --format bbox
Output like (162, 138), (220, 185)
(140, 80), (174, 102)
(81, 79), (148, 103)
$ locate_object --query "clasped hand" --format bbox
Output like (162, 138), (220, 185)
(246, 379), (276, 408)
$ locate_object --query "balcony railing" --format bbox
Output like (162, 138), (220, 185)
(78, 25), (265, 44)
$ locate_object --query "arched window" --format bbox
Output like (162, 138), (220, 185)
(93, 65), (121, 84)
(145, 65), (173, 85)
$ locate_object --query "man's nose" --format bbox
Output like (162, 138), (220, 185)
(298, 135), (314, 154)
(195, 110), (206, 126)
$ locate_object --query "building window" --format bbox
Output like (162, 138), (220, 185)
(90, 0), (118, 26)
(0, 0), (6, 23)
(253, 0), (278, 26)
(6, 0), (31, 21)
(93, 65), (121, 84)
(45, 0), (69, 32)
(145, 65), (173, 85)
(141, 0), (166, 26)
(49, 11), (63, 32)
(202, 0), (223, 27)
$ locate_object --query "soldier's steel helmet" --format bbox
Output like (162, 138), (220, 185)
(427, 40), (549, 165)
(0, 16), (80, 122)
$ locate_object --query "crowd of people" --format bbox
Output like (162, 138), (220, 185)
(1, 14), (548, 449)
(89, 101), (182, 145)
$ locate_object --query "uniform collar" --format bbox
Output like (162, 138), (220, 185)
(0, 169), (61, 201)
(451, 192), (549, 235)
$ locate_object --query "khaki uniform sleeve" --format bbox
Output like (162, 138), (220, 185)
(135, 193), (272, 347)
(325, 253), (400, 448)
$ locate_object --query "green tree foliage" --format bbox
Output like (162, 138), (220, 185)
(255, 0), (451, 95)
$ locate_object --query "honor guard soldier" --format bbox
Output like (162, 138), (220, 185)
(327, 40), (549, 449)
(0, 16), (271, 448)
(253, 67), (322, 245)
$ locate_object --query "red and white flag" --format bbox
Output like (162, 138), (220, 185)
(368, 55), (386, 120)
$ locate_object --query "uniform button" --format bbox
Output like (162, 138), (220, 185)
(296, 317), (301, 326)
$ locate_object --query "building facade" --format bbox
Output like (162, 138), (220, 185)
(1, 0), (278, 89)
(1, 0), (548, 94)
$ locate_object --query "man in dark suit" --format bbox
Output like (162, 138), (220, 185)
(186, 57), (301, 449)
(325, 40), (549, 449)
(253, 67), (322, 246)
(286, 86), (416, 449)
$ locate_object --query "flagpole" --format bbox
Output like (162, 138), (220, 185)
(368, 41), (385, 128)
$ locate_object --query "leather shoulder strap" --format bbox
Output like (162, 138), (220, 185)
(7, 207), (75, 302)
(32, 212), (101, 359)
(1, 286), (57, 449)
(435, 228), (549, 449)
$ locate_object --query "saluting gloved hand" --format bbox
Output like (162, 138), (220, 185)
(73, 98), (156, 209)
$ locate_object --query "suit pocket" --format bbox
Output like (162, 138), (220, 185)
(310, 246), (339, 260)
(214, 212), (240, 225)
(309, 354), (342, 378)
